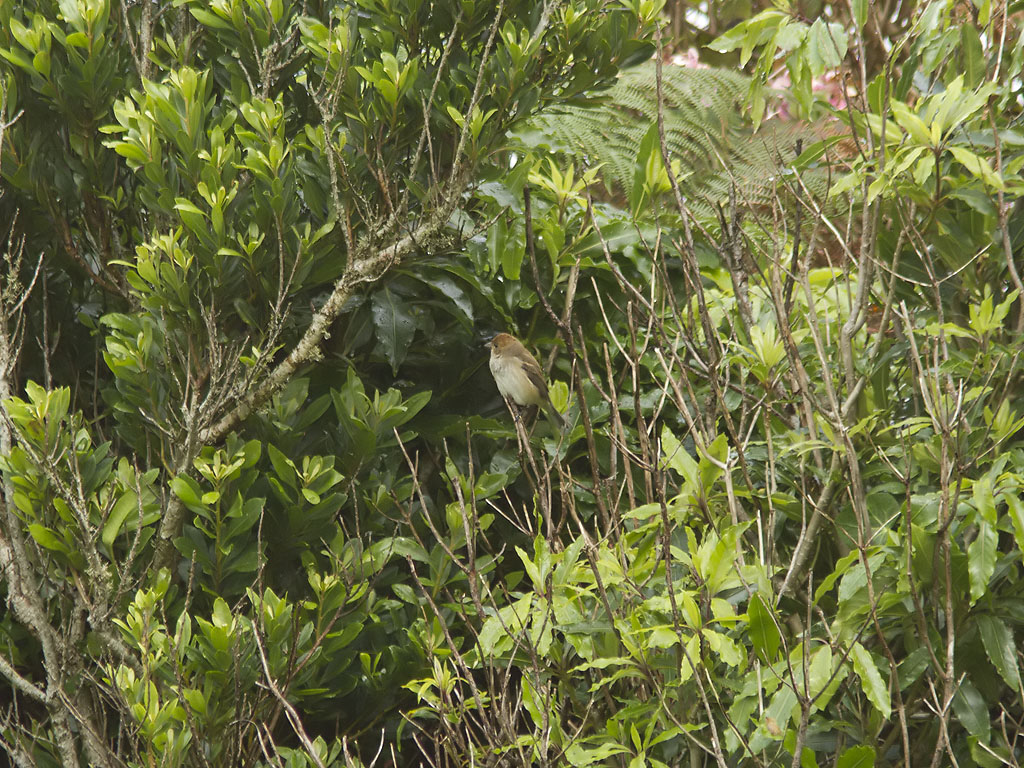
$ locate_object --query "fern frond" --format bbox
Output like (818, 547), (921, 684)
(517, 62), (838, 225)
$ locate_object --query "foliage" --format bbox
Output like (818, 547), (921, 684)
(2, 0), (1024, 767)
(517, 61), (834, 223)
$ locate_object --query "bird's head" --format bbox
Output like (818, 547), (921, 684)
(490, 333), (517, 356)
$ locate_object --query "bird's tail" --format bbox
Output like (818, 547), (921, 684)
(543, 400), (567, 430)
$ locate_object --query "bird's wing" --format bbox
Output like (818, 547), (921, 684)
(520, 360), (549, 399)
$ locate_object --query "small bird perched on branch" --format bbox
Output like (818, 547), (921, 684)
(488, 333), (566, 429)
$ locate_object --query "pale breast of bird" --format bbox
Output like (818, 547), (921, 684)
(489, 352), (542, 406)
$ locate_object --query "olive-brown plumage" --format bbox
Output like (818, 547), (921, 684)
(488, 333), (566, 428)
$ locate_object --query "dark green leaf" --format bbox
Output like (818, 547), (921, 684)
(951, 679), (991, 742)
(977, 614), (1021, 689)
(968, 517), (997, 604)
(371, 286), (418, 374)
(748, 593), (780, 662)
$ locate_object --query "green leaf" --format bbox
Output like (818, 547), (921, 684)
(851, 0), (867, 28)
(783, 729), (819, 768)
(445, 104), (464, 127)
(28, 524), (70, 554)
(949, 146), (1004, 189)
(967, 516), (997, 604)
(977, 614), (1021, 689)
(836, 745), (875, 768)
(371, 286), (417, 374)
(564, 742), (630, 767)
(850, 642), (891, 718)
(487, 216), (507, 274)
(102, 490), (139, 551)
(171, 475), (203, 507)
(268, 443), (296, 489)
(961, 24), (985, 87)
(1007, 494), (1024, 555)
(974, 475), (997, 524)
(0, 47), (35, 75)
(698, 433), (729, 490)
(432, 275), (474, 323)
(241, 440), (261, 468)
(764, 685), (797, 738)
(190, 7), (233, 30)
(660, 425), (698, 488)
(773, 19), (806, 52)
(807, 645), (833, 700)
(814, 550), (859, 603)
(892, 103), (932, 146)
(806, 19), (848, 74)
(951, 679), (990, 742)
(501, 236), (524, 281)
(707, 9), (786, 64)
(747, 593), (780, 662)
(32, 49), (49, 78)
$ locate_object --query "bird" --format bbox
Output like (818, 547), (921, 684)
(488, 333), (567, 429)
